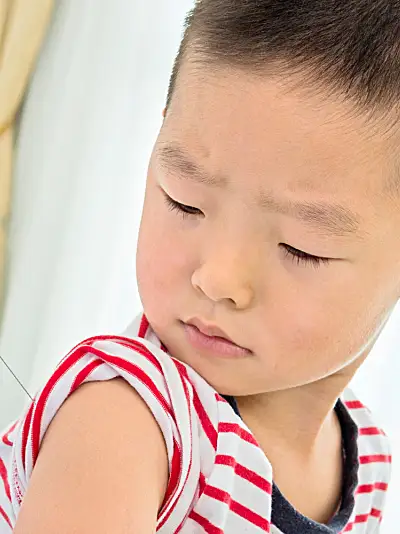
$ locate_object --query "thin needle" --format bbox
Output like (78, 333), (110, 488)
(0, 354), (32, 400)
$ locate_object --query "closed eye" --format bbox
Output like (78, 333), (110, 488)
(162, 191), (203, 218)
(162, 190), (332, 268)
(281, 244), (331, 268)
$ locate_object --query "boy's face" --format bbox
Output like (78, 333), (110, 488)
(136, 63), (400, 396)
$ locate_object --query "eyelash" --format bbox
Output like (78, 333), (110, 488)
(163, 192), (331, 268)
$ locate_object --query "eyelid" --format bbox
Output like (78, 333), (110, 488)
(281, 243), (332, 268)
(161, 186), (335, 268)
(283, 244), (332, 261)
(161, 188), (202, 217)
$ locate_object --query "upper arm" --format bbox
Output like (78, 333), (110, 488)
(14, 378), (169, 534)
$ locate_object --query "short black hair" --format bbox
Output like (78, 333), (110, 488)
(166, 0), (400, 123)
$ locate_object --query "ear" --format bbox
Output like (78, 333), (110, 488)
(162, 108), (166, 118)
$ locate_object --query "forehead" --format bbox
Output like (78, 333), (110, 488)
(163, 64), (393, 202)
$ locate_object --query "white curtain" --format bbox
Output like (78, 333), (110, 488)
(0, 1), (397, 531)
(0, 0), (194, 420)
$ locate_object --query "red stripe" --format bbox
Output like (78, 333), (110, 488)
(25, 334), (193, 533)
(173, 359), (218, 450)
(359, 454), (391, 464)
(31, 347), (89, 464)
(62, 334), (165, 377)
(353, 510), (380, 524)
(0, 457), (11, 501)
(28, 337), (159, 467)
(157, 368), (194, 530)
(1, 422), (17, 447)
(193, 390), (218, 450)
(173, 472), (209, 533)
(80, 336), (165, 376)
(56, 331), (158, 370)
(161, 440), (182, 508)
(99, 336), (168, 385)
(370, 508), (382, 519)
(66, 335), (177, 398)
(0, 505), (12, 529)
(344, 400), (366, 410)
(343, 522), (354, 532)
(343, 508), (383, 531)
(356, 482), (388, 494)
(204, 485), (270, 531)
(343, 520), (354, 532)
(31, 341), (174, 465)
(218, 422), (259, 447)
(69, 359), (104, 394)
(199, 472), (207, 495)
(130, 340), (164, 374)
(101, 352), (172, 413)
(55, 336), (110, 367)
(138, 315), (150, 338)
(215, 455), (272, 494)
(189, 510), (224, 534)
(359, 427), (385, 436)
(175, 360), (191, 409)
(21, 402), (35, 471)
(137, 314), (167, 353)
(113, 337), (164, 375)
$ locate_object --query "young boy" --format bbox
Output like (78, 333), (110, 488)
(0, 0), (395, 532)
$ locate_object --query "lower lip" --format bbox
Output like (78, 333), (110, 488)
(182, 322), (252, 358)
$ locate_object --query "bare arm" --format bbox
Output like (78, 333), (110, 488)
(14, 378), (169, 533)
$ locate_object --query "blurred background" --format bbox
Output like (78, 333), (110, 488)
(0, 1), (397, 531)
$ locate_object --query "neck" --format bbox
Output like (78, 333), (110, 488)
(237, 384), (340, 458)
(235, 355), (367, 458)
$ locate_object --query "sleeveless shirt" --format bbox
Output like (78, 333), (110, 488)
(0, 313), (391, 533)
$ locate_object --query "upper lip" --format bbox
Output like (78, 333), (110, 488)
(186, 317), (236, 344)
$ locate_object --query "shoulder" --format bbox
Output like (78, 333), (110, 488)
(1, 333), (201, 529)
(41, 377), (169, 490)
(48, 376), (169, 449)
(25, 332), (194, 469)
(44, 377), (170, 487)
(12, 377), (169, 533)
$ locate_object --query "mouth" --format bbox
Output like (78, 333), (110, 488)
(185, 317), (234, 342)
(182, 318), (252, 358)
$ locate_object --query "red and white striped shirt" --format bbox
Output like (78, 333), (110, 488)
(0, 313), (391, 533)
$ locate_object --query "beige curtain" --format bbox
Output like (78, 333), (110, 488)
(0, 0), (54, 317)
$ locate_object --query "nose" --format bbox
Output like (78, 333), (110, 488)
(191, 246), (255, 310)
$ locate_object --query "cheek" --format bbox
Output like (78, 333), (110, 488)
(269, 279), (349, 357)
(284, 305), (334, 359)
(281, 283), (381, 378)
(137, 212), (168, 302)
(136, 197), (193, 318)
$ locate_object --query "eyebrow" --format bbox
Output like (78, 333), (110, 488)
(156, 143), (364, 238)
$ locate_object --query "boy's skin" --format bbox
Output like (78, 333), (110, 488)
(136, 61), (399, 522)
